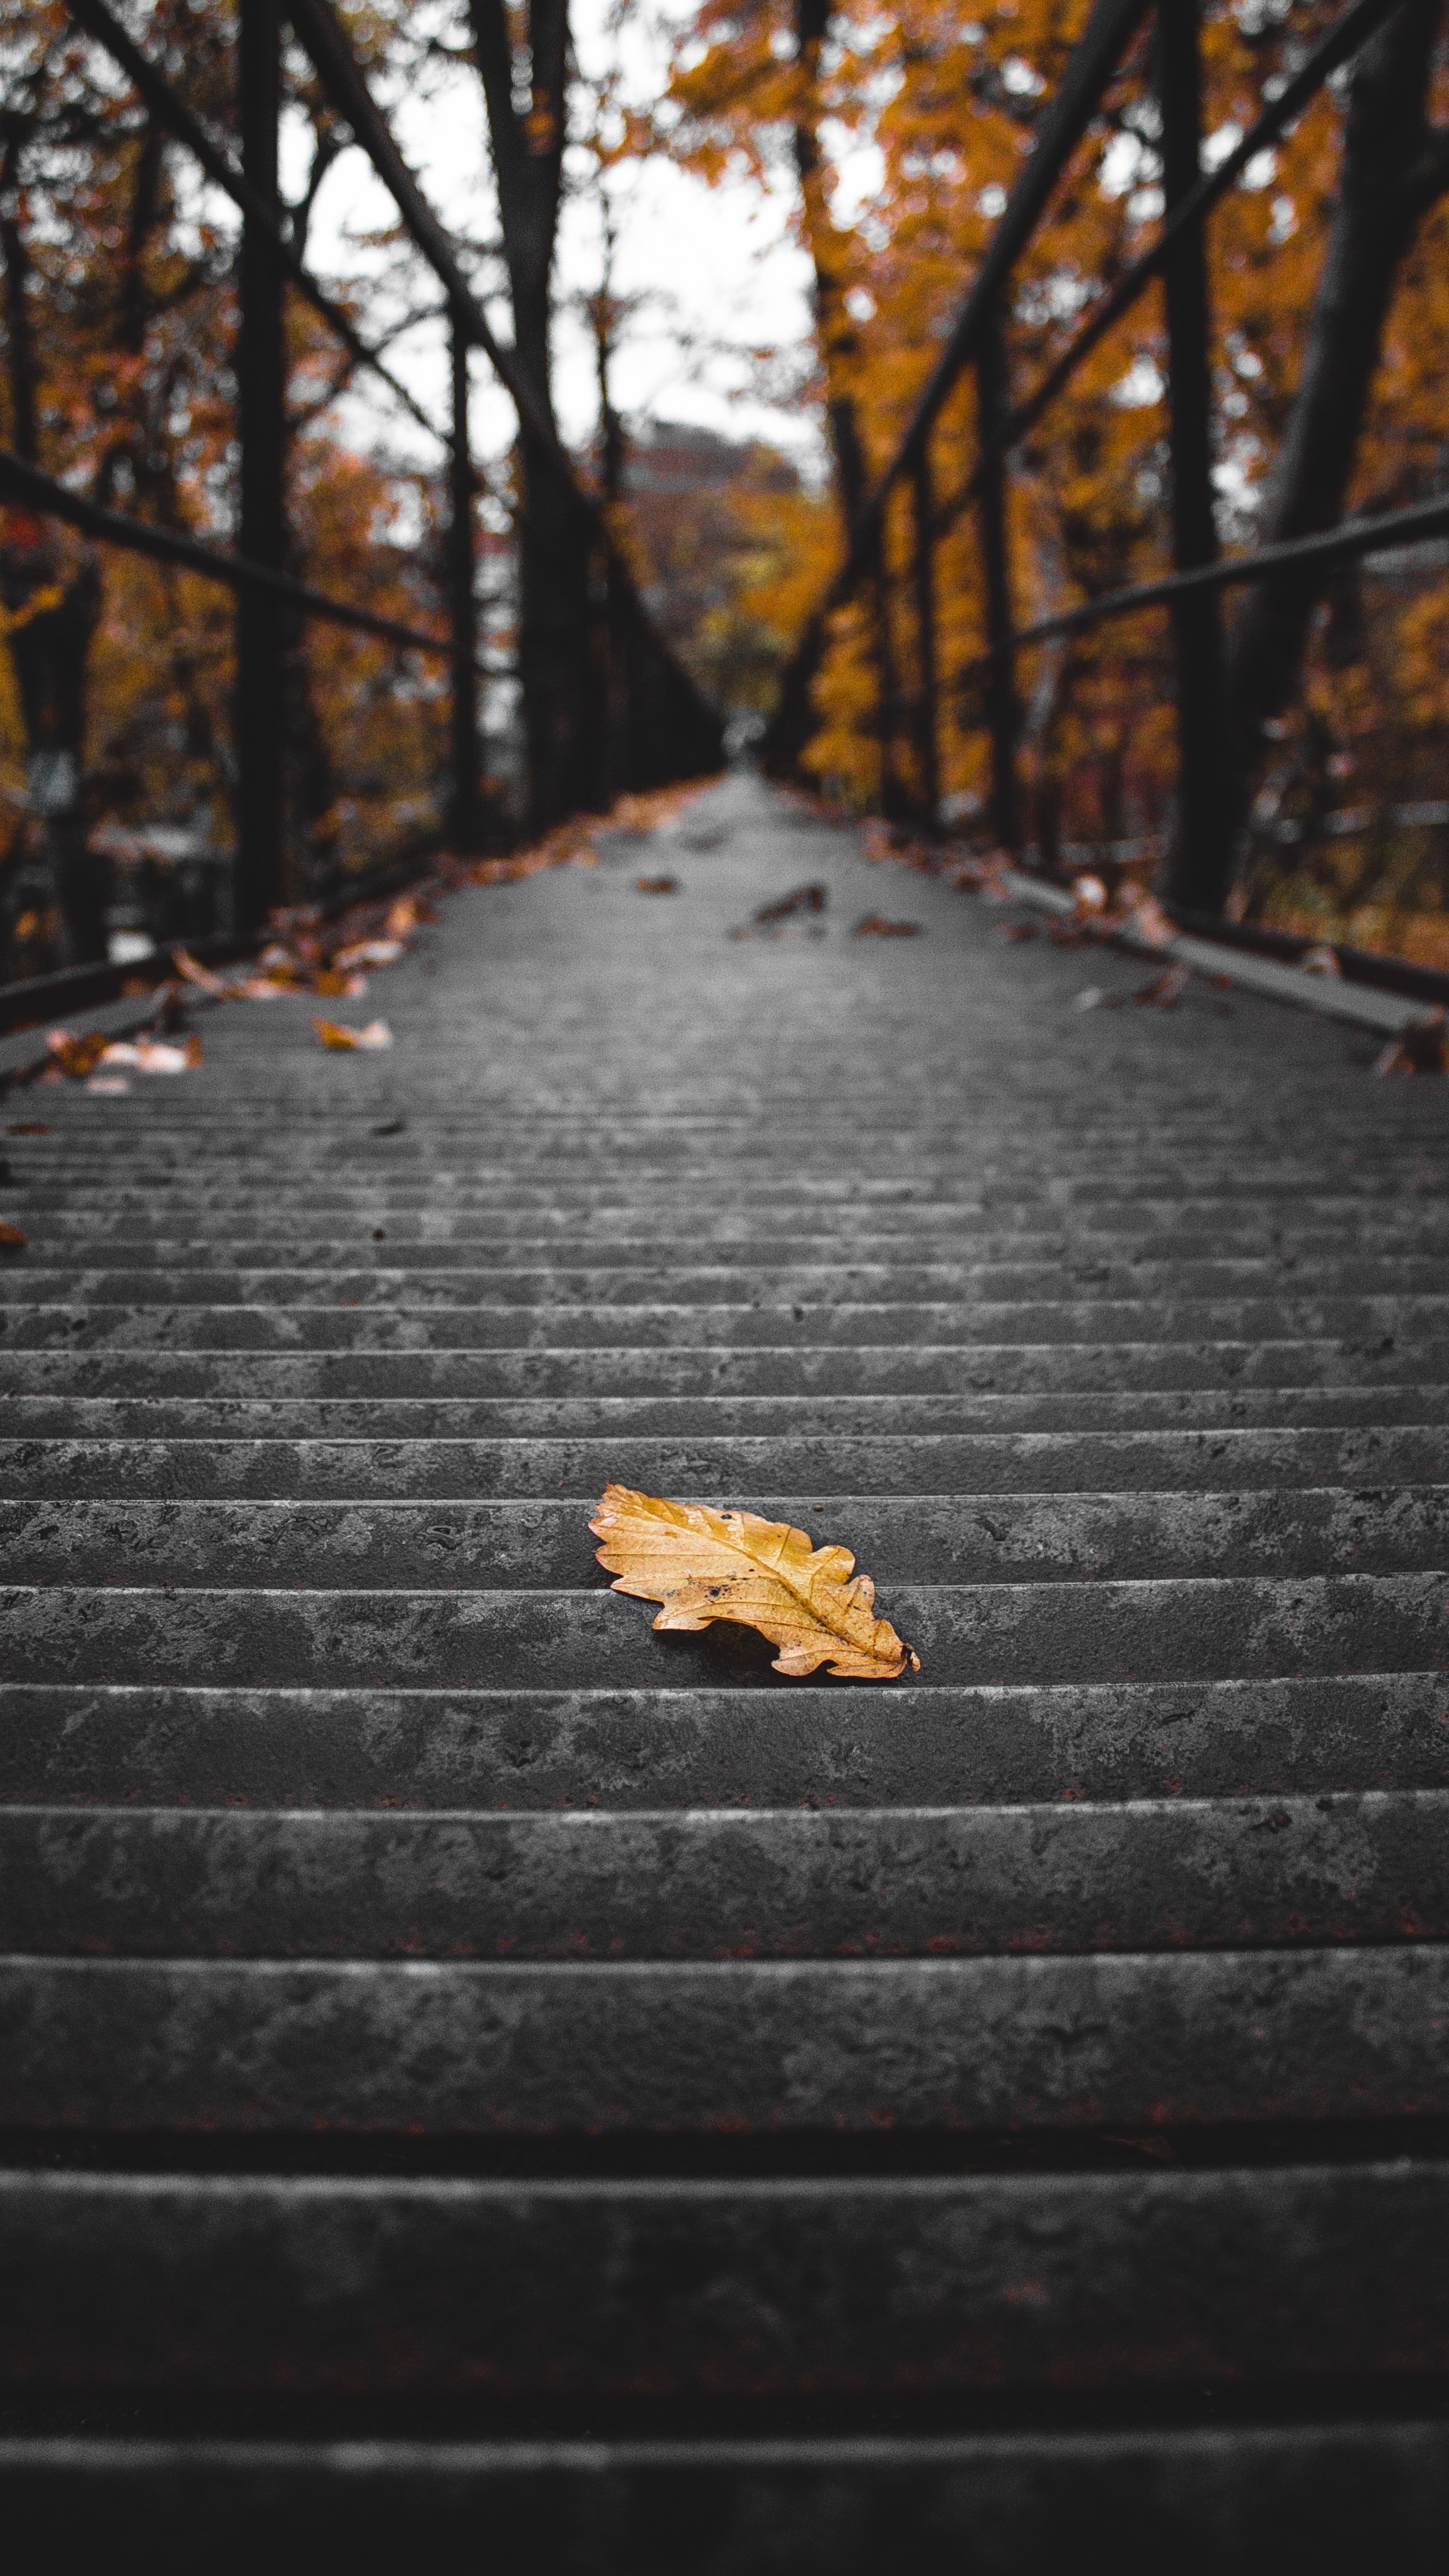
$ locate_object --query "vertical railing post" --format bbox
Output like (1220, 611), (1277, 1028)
(447, 317), (483, 850)
(976, 292), (1019, 853)
(1156, 0), (1233, 914)
(910, 440), (940, 828)
(235, 0), (285, 928)
(868, 509), (906, 821)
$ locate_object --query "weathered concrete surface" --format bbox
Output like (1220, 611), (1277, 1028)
(2, 774), (1447, 2553)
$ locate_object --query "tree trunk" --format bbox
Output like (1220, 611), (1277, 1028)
(469, 0), (597, 829)
(1219, 0), (1449, 883)
(1, 145), (106, 963)
(792, 0), (866, 533)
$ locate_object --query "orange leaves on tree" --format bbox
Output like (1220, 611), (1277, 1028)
(590, 1483), (920, 1681)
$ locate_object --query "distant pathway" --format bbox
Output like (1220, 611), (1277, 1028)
(3, 772), (1448, 2563)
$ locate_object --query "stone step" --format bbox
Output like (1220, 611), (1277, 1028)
(4, 1489), (1446, 1585)
(3, 1572), (1443, 1689)
(3, 1299), (1446, 1349)
(3, 1952), (1446, 2135)
(16, 1205), (1449, 1253)
(2, 2158), (1445, 2388)
(5, 1791), (1444, 1959)
(1, 2422), (1443, 2573)
(4, 1672), (1445, 1807)
(1, 1349), (1441, 1402)
(9, 1239), (1448, 1295)
(10, 1266), (1449, 1323)
(6, 1424), (1447, 1495)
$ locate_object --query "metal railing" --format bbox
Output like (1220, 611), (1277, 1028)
(762, 0), (1449, 917)
(1, 0), (721, 940)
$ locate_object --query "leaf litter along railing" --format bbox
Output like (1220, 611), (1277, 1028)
(0, 0), (722, 956)
(762, 0), (1449, 926)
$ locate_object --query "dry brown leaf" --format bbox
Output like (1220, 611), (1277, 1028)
(634, 875), (679, 893)
(590, 1483), (920, 1681)
(312, 1017), (393, 1051)
(0, 1220), (26, 1252)
(854, 913), (921, 938)
(334, 938), (404, 969)
(171, 945), (226, 995)
(1135, 965), (1191, 1008)
(1121, 889), (1177, 950)
(45, 1028), (112, 1078)
(4, 1123), (50, 1135)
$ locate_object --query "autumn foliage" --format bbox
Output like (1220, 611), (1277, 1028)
(6, 2), (1449, 969)
(661, 0), (1449, 954)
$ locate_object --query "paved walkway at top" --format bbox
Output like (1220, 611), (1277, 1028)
(2, 772), (1448, 2563)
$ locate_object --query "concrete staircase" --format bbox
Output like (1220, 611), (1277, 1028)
(2, 775), (1446, 2567)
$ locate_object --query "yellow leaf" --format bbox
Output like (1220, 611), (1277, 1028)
(589, 1483), (920, 1681)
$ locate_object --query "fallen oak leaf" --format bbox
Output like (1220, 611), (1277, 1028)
(854, 913), (921, 938)
(634, 875), (679, 893)
(310, 968), (368, 998)
(312, 1017), (393, 1051)
(590, 1483), (920, 1681)
(0, 1220), (26, 1252)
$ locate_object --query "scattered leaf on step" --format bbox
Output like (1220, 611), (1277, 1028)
(634, 875), (679, 893)
(730, 882), (828, 938)
(334, 939), (404, 969)
(171, 945), (226, 994)
(5, 1124), (51, 1135)
(854, 913), (921, 937)
(97, 1035), (199, 1075)
(0, 1220), (26, 1252)
(1135, 966), (1190, 1008)
(45, 1028), (111, 1078)
(312, 1017), (393, 1051)
(590, 1483), (920, 1681)
(758, 881), (825, 920)
(1120, 888), (1176, 950)
(311, 967), (368, 998)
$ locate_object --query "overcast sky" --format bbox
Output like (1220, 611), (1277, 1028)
(282, 0), (823, 487)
